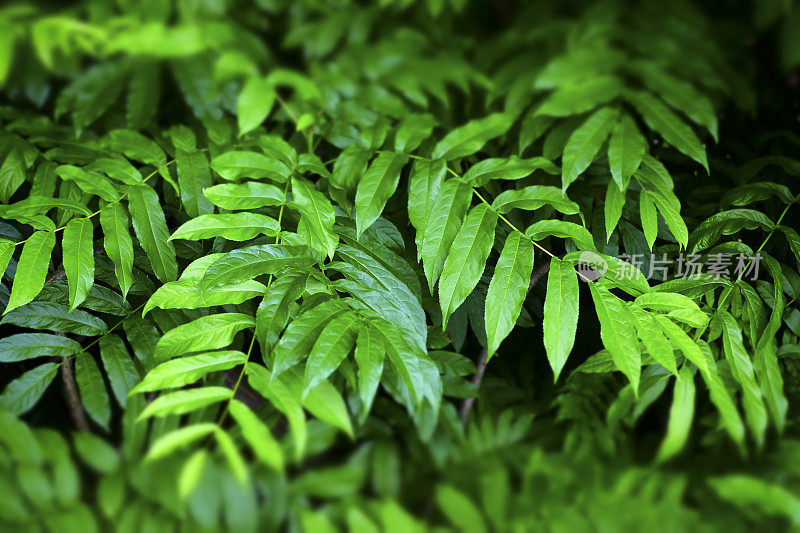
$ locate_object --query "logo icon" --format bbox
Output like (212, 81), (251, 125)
(576, 251), (608, 282)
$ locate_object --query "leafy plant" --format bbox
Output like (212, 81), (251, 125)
(1, 0), (800, 530)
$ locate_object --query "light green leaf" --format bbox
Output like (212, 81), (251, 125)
(395, 113), (436, 153)
(656, 366), (695, 463)
(201, 244), (314, 289)
(143, 278), (266, 315)
(543, 257), (579, 380)
(132, 350), (246, 393)
(56, 165), (120, 202)
(228, 399), (284, 473)
(255, 270), (308, 353)
(246, 364), (307, 460)
(127, 184), (177, 282)
(708, 476), (800, 526)
(436, 484), (487, 533)
(432, 113), (512, 160)
(203, 181), (284, 210)
(408, 158), (446, 250)
(99, 202), (134, 298)
(561, 106), (619, 190)
(439, 204), (498, 327)
(483, 231), (535, 360)
(589, 283), (641, 393)
(354, 152), (409, 237)
(271, 299), (347, 377)
(2, 301), (107, 336)
(6, 230), (55, 314)
(536, 75), (623, 117)
(607, 113), (646, 190)
(525, 219), (597, 252)
(63, 218), (94, 311)
(237, 76), (276, 136)
(604, 180), (626, 242)
(627, 90), (708, 171)
(354, 323), (384, 415)
(639, 190), (658, 250)
(279, 367), (354, 438)
(463, 156), (558, 187)
(75, 354), (111, 430)
(154, 313), (254, 361)
(304, 311), (360, 393)
(211, 151), (290, 182)
(492, 185), (579, 215)
(176, 149), (213, 218)
(170, 213), (280, 242)
(145, 423), (217, 461)
(138, 387), (233, 420)
(291, 176), (338, 258)
(628, 305), (678, 375)
(331, 145), (372, 195)
(420, 178), (473, 291)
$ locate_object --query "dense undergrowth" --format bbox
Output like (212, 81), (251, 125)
(1, 0), (800, 530)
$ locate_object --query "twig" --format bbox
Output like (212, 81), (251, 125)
(459, 258), (553, 422)
(60, 354), (90, 431)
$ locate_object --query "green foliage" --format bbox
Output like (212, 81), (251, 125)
(1, 0), (800, 530)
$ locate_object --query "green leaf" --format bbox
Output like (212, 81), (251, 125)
(75, 354), (111, 430)
(708, 476), (800, 526)
(354, 323), (385, 415)
(354, 152), (409, 237)
(656, 366), (695, 463)
(2, 301), (107, 336)
(395, 113), (436, 153)
(237, 76), (276, 136)
(420, 178), (473, 291)
(561, 106), (619, 190)
(73, 431), (120, 473)
(143, 278), (266, 315)
(0, 333), (82, 362)
(291, 176), (338, 258)
(408, 158), (446, 250)
(255, 270), (308, 353)
(203, 181), (284, 210)
(201, 244), (314, 289)
(604, 180), (626, 242)
(525, 219), (597, 252)
(0, 149), (26, 204)
(304, 311), (360, 393)
(133, 350), (245, 393)
(246, 364), (307, 460)
(485, 233), (535, 358)
(170, 213), (280, 242)
(463, 156), (558, 187)
(153, 313), (254, 361)
(628, 305), (678, 375)
(492, 185), (579, 215)
(138, 387), (233, 420)
(543, 257), (579, 380)
(99, 202), (134, 298)
(607, 113), (646, 190)
(0, 363), (58, 415)
(436, 484), (487, 533)
(176, 149), (213, 219)
(99, 334), (138, 408)
(6, 230), (55, 314)
(331, 145), (372, 195)
(55, 165), (120, 202)
(228, 399), (284, 473)
(62, 218), (94, 311)
(145, 423), (218, 461)
(627, 90), (708, 171)
(431, 113), (512, 160)
(439, 204), (498, 328)
(127, 61), (159, 129)
(211, 151), (290, 182)
(278, 367), (354, 438)
(588, 283), (641, 393)
(272, 299), (347, 377)
(639, 190), (658, 250)
(536, 75), (623, 117)
(127, 184), (178, 282)
(718, 311), (768, 446)
(86, 158), (143, 185)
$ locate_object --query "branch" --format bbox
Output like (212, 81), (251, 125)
(459, 258), (552, 422)
(60, 355), (90, 431)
